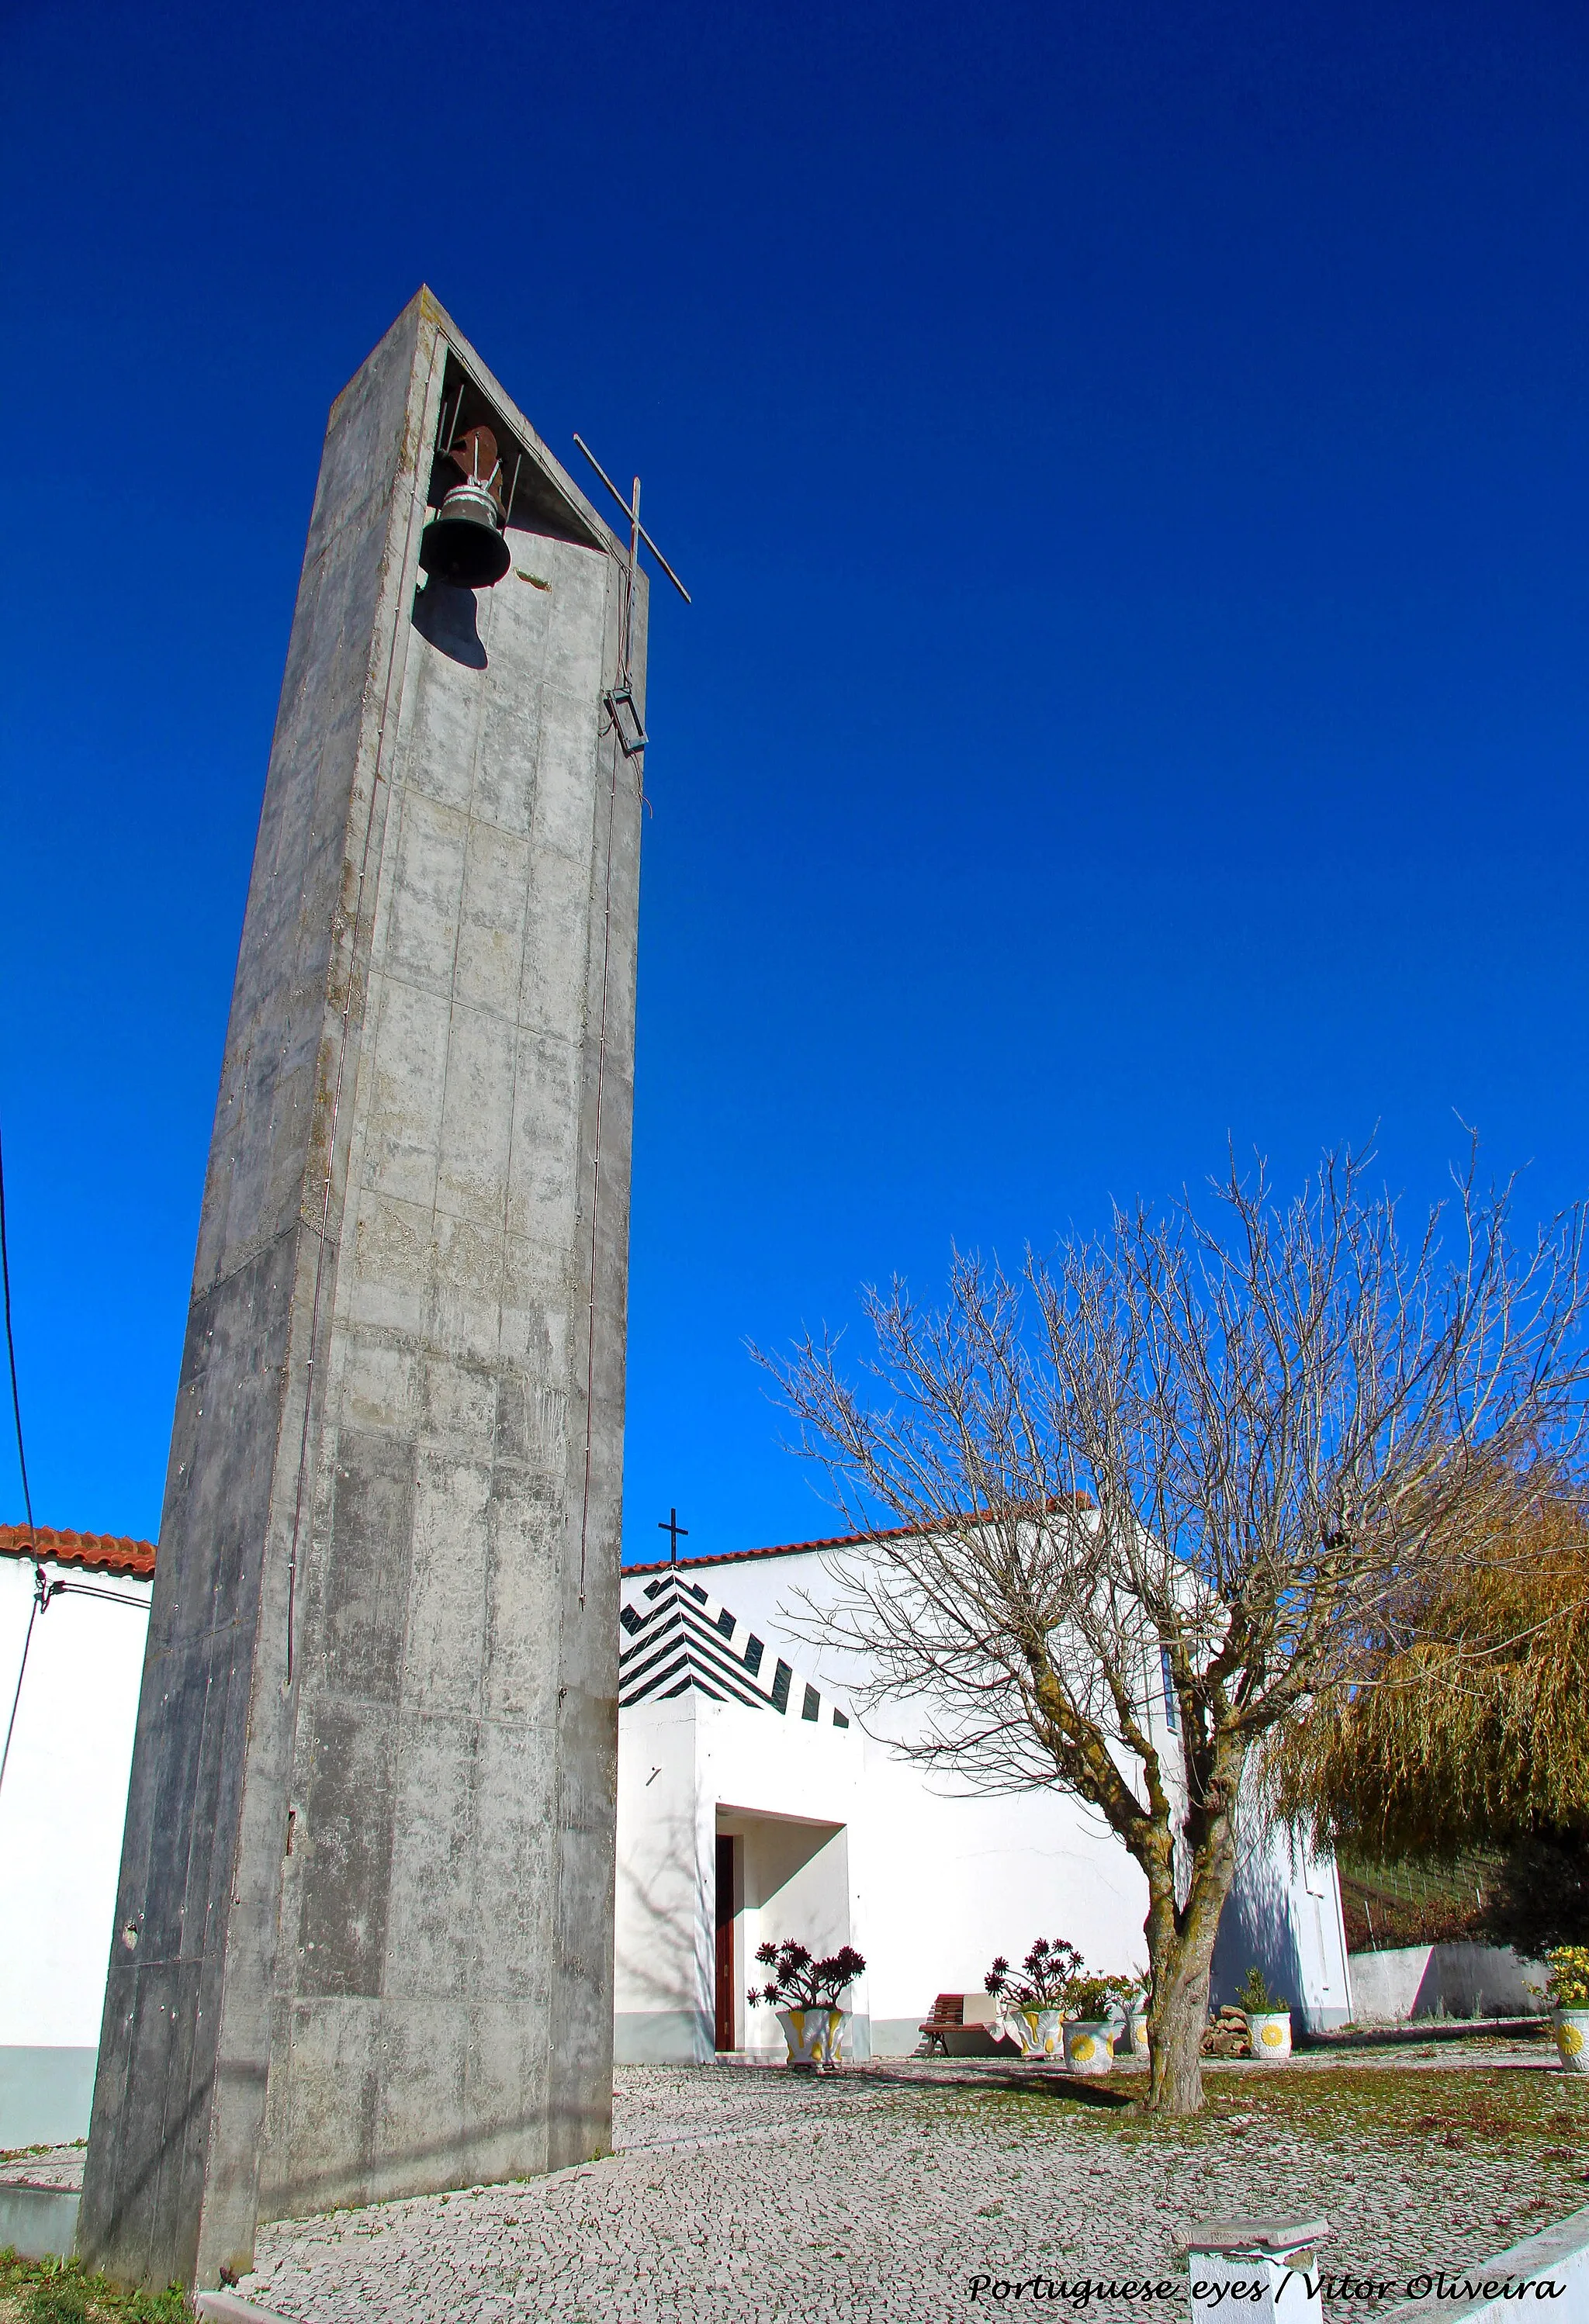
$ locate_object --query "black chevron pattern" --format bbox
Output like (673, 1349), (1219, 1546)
(618, 1570), (851, 1727)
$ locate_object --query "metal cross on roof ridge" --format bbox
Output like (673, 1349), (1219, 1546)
(657, 1506), (689, 1565)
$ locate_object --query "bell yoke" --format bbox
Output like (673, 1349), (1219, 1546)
(419, 420), (512, 589)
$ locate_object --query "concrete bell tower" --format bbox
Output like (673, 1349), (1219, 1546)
(78, 290), (646, 2288)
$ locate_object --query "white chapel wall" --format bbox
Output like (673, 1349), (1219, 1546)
(614, 1682), (867, 2063)
(0, 1556), (150, 2144)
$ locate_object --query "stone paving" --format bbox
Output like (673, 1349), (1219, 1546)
(228, 2057), (1589, 2324)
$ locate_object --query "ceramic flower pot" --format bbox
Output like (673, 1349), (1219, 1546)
(1553, 2008), (1589, 2072)
(777, 2006), (848, 2067)
(822, 2008), (853, 2064)
(1002, 2007), (1063, 2059)
(1122, 2008), (1151, 2059)
(1061, 2019), (1115, 2075)
(1245, 2010), (1292, 2064)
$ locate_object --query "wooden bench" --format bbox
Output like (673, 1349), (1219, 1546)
(919, 1992), (1006, 2055)
(919, 1994), (964, 2053)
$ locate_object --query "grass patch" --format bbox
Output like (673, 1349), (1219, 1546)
(960, 2061), (1589, 2157)
(0, 2253), (188, 2324)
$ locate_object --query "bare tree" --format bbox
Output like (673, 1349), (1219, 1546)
(756, 1147), (1588, 2114)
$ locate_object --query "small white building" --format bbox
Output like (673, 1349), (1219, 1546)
(0, 1527), (154, 2146)
(615, 1536), (1352, 2062)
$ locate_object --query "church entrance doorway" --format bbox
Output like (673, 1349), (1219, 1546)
(712, 1807), (851, 2056)
(715, 1835), (738, 2050)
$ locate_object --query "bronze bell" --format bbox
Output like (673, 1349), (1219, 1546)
(420, 424), (512, 589)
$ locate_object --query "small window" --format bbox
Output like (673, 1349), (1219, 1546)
(771, 1659), (792, 1713)
(620, 1604), (642, 1634)
(1160, 1647), (1178, 1733)
(833, 1709), (850, 1729)
(715, 1606), (736, 1637)
(801, 1685), (820, 1722)
(743, 1635), (764, 1676)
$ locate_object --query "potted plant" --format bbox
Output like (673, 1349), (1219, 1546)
(1237, 1966), (1292, 2063)
(984, 1938), (1082, 2059)
(1539, 1947), (1589, 2073)
(1116, 1969), (1151, 2059)
(1062, 1972), (1135, 2074)
(749, 1939), (866, 2069)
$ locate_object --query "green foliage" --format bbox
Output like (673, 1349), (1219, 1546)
(1067, 1974), (1137, 2021)
(1542, 1945), (1589, 2008)
(1338, 1845), (1497, 1949)
(984, 1938), (1133, 2018)
(1482, 1829), (1589, 1957)
(1272, 1501), (1589, 1859)
(23, 2267), (92, 2324)
(0, 2251), (188, 2324)
(747, 1938), (867, 2010)
(1236, 1965), (1288, 2014)
(984, 1937), (1082, 2011)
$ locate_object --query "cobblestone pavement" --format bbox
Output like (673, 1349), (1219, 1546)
(237, 2059), (1589, 2324)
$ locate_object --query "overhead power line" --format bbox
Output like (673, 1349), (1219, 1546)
(0, 1126), (34, 1546)
(0, 1131), (150, 1810)
(0, 1126), (43, 1802)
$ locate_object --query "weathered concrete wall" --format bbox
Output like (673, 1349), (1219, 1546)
(79, 290), (642, 2289)
(1348, 1942), (1544, 2023)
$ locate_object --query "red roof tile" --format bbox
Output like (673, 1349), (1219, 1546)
(623, 1497), (1092, 1579)
(0, 1525), (156, 1582)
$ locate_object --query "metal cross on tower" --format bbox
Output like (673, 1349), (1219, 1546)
(573, 433), (691, 757)
(657, 1507), (690, 1565)
(572, 435), (691, 1611)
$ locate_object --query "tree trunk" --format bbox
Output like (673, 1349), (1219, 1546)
(1144, 1911), (1223, 2113)
(1140, 1819), (1241, 2115)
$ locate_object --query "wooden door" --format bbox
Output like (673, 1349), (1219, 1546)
(715, 1835), (736, 2050)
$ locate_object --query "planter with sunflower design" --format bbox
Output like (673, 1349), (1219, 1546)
(1061, 2018), (1116, 2075)
(1553, 2008), (1589, 2073)
(1244, 2009), (1293, 2064)
(1539, 1950), (1589, 2071)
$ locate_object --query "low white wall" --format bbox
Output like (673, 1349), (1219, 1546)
(1376, 2201), (1589, 2324)
(0, 2046), (98, 2149)
(1348, 1942), (1543, 2023)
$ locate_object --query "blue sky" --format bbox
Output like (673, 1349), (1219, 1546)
(2, 0), (1586, 1561)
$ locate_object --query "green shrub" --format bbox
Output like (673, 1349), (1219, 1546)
(0, 2250), (189, 2324)
(1542, 1945), (1589, 2008)
(1236, 1965), (1289, 2014)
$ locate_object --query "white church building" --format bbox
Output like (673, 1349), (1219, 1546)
(0, 1519), (1351, 2143)
(614, 1530), (1352, 2064)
